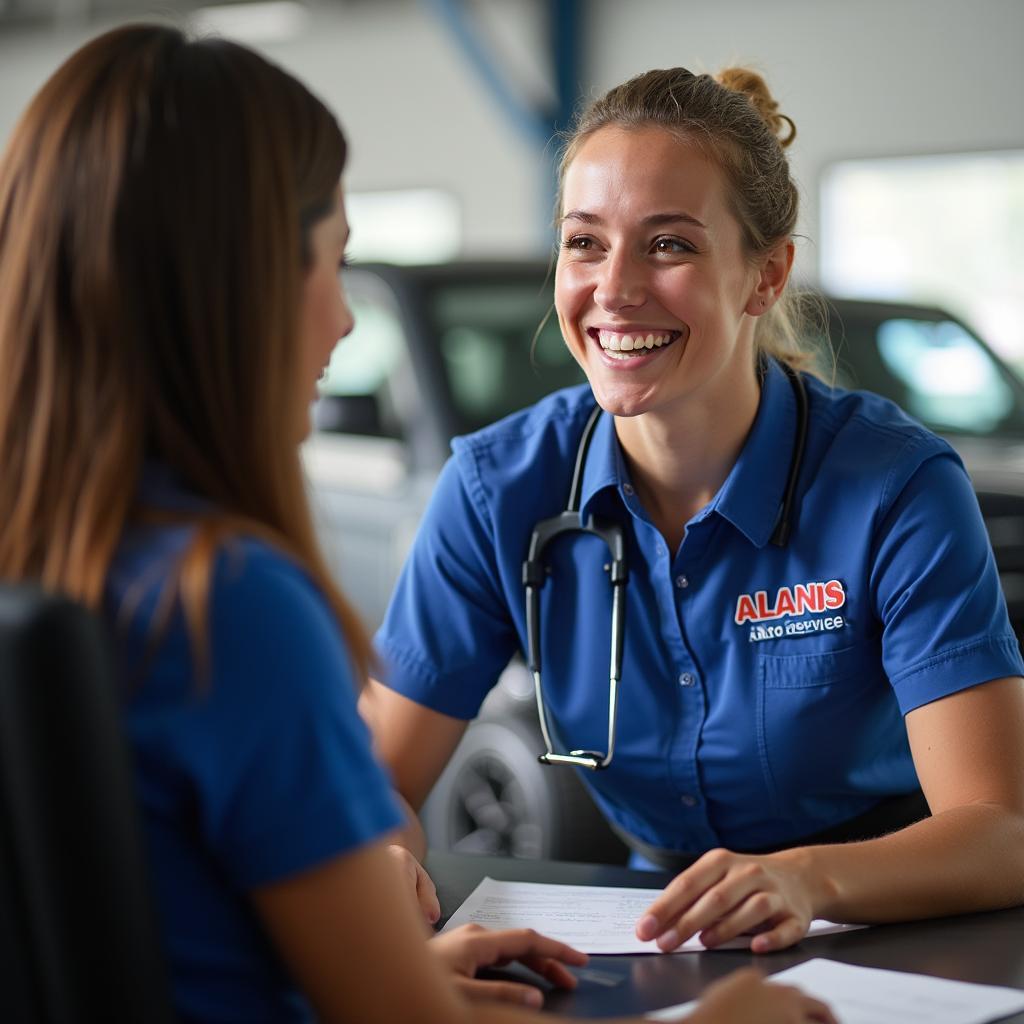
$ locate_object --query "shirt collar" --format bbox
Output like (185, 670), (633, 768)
(714, 357), (799, 548)
(576, 359), (800, 546)
(578, 401), (625, 518)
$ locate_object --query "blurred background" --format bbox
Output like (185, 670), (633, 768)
(2, 0), (1022, 367)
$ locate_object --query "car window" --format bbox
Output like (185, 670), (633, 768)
(432, 282), (585, 433)
(876, 319), (1015, 434)
(817, 307), (1024, 438)
(313, 274), (408, 438)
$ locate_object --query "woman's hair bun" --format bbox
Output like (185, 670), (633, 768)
(716, 67), (797, 148)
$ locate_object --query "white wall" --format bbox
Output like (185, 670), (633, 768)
(0, 0), (552, 255)
(585, 0), (1024, 283)
(1, 0), (1022, 273)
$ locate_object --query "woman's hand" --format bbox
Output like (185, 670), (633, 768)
(636, 848), (820, 953)
(688, 968), (836, 1024)
(385, 845), (440, 928)
(429, 923), (589, 1008)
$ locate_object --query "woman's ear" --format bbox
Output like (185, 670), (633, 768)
(746, 240), (795, 315)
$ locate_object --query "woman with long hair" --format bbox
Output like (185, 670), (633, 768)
(0, 23), (832, 1024)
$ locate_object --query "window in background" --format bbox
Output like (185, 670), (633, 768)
(311, 190), (459, 437)
(820, 151), (1024, 374)
(875, 318), (1015, 434)
(314, 273), (409, 438)
(432, 281), (583, 433)
(345, 189), (460, 264)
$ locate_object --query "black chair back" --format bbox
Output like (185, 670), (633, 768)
(0, 585), (175, 1023)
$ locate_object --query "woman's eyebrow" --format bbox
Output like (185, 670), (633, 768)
(643, 211), (707, 230)
(560, 210), (707, 230)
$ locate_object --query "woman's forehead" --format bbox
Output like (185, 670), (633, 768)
(562, 126), (727, 224)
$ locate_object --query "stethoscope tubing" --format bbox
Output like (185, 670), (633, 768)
(522, 359), (809, 769)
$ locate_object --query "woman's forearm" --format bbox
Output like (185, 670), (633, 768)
(793, 803), (1024, 923)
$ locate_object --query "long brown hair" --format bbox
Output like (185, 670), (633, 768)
(0, 24), (371, 676)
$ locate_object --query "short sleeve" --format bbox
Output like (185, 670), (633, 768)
(871, 451), (1024, 714)
(373, 454), (519, 719)
(182, 544), (405, 888)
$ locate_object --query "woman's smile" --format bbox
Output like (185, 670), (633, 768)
(587, 326), (686, 365)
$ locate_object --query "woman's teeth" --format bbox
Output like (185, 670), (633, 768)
(596, 330), (678, 360)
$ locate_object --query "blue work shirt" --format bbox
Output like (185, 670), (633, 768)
(375, 359), (1023, 854)
(109, 468), (403, 1023)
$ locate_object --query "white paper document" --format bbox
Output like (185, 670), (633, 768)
(647, 958), (1024, 1024)
(442, 877), (864, 956)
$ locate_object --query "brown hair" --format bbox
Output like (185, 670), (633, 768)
(558, 66), (816, 371)
(0, 24), (371, 676)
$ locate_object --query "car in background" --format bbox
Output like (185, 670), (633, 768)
(303, 261), (1024, 865)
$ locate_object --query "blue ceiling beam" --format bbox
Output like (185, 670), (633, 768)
(426, 0), (584, 240)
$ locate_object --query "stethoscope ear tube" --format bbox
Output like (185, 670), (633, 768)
(522, 561), (545, 675)
(770, 362), (809, 546)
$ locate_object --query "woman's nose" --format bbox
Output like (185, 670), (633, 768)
(336, 283), (356, 340)
(594, 251), (646, 312)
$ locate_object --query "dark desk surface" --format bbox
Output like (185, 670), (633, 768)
(426, 851), (1024, 1020)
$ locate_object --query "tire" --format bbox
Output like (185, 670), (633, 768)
(421, 701), (629, 865)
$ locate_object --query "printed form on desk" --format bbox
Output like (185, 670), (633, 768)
(647, 958), (1024, 1024)
(441, 877), (865, 955)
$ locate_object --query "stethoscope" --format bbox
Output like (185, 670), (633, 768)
(522, 361), (810, 771)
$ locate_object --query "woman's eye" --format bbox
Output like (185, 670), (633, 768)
(653, 236), (694, 255)
(338, 250), (353, 271)
(561, 235), (595, 251)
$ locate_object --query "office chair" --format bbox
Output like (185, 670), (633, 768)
(0, 584), (176, 1023)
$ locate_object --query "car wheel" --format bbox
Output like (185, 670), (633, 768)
(421, 708), (629, 865)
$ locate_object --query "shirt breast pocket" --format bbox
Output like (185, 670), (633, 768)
(756, 640), (897, 821)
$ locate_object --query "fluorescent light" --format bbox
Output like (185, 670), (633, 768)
(190, 1), (310, 45)
(346, 189), (461, 264)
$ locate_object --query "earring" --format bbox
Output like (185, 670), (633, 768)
(760, 298), (767, 307)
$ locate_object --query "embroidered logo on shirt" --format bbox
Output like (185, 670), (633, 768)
(735, 580), (847, 643)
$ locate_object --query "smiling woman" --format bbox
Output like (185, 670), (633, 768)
(363, 62), (1024, 964)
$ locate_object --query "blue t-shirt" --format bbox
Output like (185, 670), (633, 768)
(375, 359), (1023, 854)
(108, 478), (403, 1022)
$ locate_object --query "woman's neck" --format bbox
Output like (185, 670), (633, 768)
(614, 366), (761, 553)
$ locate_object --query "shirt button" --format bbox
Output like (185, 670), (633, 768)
(675, 574), (689, 589)
(679, 673), (695, 687)
(680, 794), (698, 808)
(622, 483), (635, 496)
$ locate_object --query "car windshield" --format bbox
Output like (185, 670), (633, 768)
(429, 279), (1024, 440)
(430, 280), (585, 435)
(806, 302), (1024, 439)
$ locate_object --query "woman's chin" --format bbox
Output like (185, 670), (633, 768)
(296, 404), (315, 444)
(588, 380), (660, 419)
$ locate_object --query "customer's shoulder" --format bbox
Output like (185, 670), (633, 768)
(109, 525), (327, 631)
(206, 539), (334, 639)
